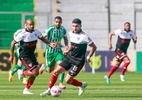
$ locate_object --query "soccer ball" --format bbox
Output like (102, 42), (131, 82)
(50, 85), (62, 97)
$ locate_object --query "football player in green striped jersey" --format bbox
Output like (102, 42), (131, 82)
(39, 16), (69, 89)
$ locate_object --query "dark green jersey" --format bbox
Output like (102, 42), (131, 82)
(44, 24), (67, 53)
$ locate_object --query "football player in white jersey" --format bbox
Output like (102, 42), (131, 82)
(40, 18), (97, 96)
(8, 19), (57, 94)
(104, 22), (137, 84)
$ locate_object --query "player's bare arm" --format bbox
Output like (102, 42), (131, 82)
(63, 36), (69, 51)
(40, 37), (57, 48)
(8, 40), (17, 63)
(108, 31), (115, 50)
(86, 42), (97, 63)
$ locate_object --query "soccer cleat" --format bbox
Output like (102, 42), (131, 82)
(8, 71), (13, 82)
(40, 89), (51, 96)
(22, 78), (28, 84)
(78, 82), (87, 96)
(17, 69), (23, 82)
(104, 75), (111, 85)
(23, 88), (33, 94)
(59, 83), (66, 89)
(120, 75), (125, 82)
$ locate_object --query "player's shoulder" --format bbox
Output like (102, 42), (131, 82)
(15, 29), (26, 34)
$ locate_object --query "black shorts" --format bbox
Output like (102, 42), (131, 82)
(115, 48), (127, 61)
(20, 55), (39, 71)
(59, 56), (84, 76)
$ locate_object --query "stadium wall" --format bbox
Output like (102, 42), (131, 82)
(0, 50), (138, 73)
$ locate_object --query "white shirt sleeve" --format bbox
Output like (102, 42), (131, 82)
(114, 29), (122, 36)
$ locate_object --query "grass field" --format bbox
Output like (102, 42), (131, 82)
(0, 71), (142, 100)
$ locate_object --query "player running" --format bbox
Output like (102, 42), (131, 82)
(8, 19), (57, 94)
(40, 18), (97, 96)
(39, 16), (69, 89)
(104, 22), (137, 84)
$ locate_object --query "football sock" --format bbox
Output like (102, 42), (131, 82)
(59, 72), (65, 83)
(21, 64), (26, 71)
(11, 64), (21, 75)
(49, 74), (58, 89)
(121, 61), (130, 75)
(26, 80), (34, 89)
(70, 79), (82, 86)
(43, 66), (48, 72)
(108, 62), (118, 78)
(21, 65), (26, 78)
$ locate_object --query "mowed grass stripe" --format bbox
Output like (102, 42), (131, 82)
(0, 72), (142, 100)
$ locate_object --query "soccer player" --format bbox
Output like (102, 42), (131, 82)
(104, 22), (137, 84)
(39, 16), (69, 89)
(8, 19), (57, 94)
(40, 18), (97, 96)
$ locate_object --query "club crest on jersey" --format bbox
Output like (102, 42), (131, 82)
(29, 63), (32, 67)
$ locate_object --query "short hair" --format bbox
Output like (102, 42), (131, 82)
(72, 18), (82, 24)
(54, 16), (62, 21)
(124, 22), (130, 26)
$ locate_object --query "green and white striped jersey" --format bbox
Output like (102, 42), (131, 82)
(44, 24), (67, 53)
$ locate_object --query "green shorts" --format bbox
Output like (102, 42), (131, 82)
(45, 52), (64, 67)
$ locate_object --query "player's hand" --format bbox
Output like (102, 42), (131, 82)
(108, 44), (112, 50)
(7, 56), (14, 64)
(86, 56), (91, 63)
(50, 42), (57, 48)
(133, 35), (137, 43)
(63, 50), (70, 55)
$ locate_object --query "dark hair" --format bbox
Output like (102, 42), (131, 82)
(124, 22), (130, 26)
(54, 16), (62, 21)
(72, 18), (82, 24)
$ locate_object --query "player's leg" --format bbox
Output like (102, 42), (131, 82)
(56, 53), (66, 89)
(66, 64), (87, 96)
(21, 64), (28, 84)
(40, 65), (65, 96)
(39, 52), (55, 74)
(120, 56), (130, 81)
(21, 56), (39, 94)
(8, 60), (21, 82)
(23, 67), (39, 94)
(104, 57), (121, 84)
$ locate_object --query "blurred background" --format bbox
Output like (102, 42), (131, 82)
(0, 0), (142, 73)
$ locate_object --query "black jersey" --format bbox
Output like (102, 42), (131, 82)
(67, 30), (93, 61)
(14, 29), (43, 57)
(114, 29), (134, 53)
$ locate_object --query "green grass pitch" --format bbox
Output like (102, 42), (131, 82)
(0, 71), (142, 100)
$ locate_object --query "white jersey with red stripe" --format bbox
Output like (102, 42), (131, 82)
(14, 29), (43, 57)
(68, 30), (93, 61)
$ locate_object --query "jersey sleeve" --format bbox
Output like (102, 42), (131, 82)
(84, 34), (93, 45)
(44, 26), (51, 36)
(35, 29), (43, 39)
(114, 29), (121, 35)
(14, 32), (23, 42)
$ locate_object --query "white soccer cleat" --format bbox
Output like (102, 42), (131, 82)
(78, 82), (87, 96)
(40, 89), (51, 97)
(120, 75), (125, 82)
(23, 88), (33, 94)
(17, 69), (23, 82)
